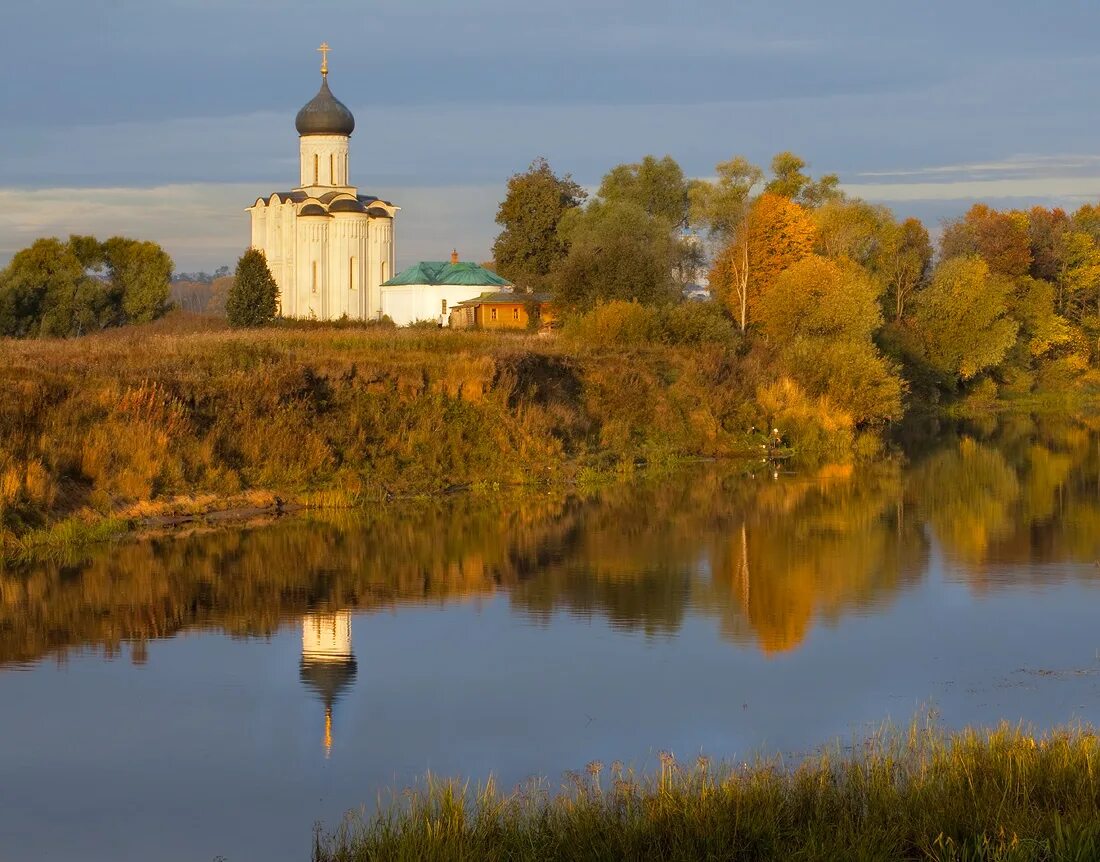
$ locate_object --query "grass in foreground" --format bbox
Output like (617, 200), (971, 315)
(315, 721), (1100, 862)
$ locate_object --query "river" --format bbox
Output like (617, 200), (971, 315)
(3, 413), (1100, 861)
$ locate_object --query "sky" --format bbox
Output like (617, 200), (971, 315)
(2, 0), (1100, 272)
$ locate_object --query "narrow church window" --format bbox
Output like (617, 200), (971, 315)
(349, 257), (358, 290)
(313, 154), (319, 185)
(312, 261), (318, 293)
(329, 153), (334, 184)
(380, 261), (387, 283)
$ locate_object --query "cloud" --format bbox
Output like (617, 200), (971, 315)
(0, 184), (504, 273)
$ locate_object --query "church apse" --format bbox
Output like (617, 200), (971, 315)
(246, 43), (398, 321)
(300, 610), (358, 759)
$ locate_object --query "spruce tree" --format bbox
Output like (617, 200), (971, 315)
(227, 249), (278, 327)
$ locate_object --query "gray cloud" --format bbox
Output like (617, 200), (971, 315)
(2, 0), (1100, 271)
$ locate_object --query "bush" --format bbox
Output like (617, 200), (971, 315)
(660, 301), (738, 345)
(563, 300), (661, 347)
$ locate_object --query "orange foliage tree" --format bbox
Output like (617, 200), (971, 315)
(940, 203), (1032, 278)
(708, 192), (816, 331)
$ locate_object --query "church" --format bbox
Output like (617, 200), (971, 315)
(247, 45), (398, 320)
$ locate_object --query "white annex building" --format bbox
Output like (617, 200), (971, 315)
(247, 44), (398, 320)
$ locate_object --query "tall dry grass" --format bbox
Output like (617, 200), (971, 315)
(316, 720), (1100, 861)
(0, 313), (859, 559)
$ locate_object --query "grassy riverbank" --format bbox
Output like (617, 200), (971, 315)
(316, 722), (1100, 862)
(1, 313), (789, 563)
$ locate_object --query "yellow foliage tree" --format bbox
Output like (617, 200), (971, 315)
(708, 192), (816, 331)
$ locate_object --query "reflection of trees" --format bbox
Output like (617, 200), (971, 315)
(0, 493), (577, 667)
(509, 464), (927, 654)
(5, 418), (1100, 667)
(905, 417), (1100, 586)
(701, 464), (925, 654)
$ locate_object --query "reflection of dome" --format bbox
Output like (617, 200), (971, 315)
(295, 78), (356, 136)
(299, 656), (358, 709)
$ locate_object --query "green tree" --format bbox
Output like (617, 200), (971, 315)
(492, 157), (586, 290)
(0, 238), (108, 338)
(765, 152), (840, 208)
(907, 257), (1019, 383)
(552, 200), (678, 312)
(226, 249), (279, 328)
(597, 155), (690, 228)
(102, 237), (173, 323)
(688, 156), (763, 240)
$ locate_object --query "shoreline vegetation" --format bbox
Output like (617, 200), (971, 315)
(2, 311), (1100, 566)
(314, 720), (1100, 862)
(4, 154), (1100, 563)
(0, 313), (779, 565)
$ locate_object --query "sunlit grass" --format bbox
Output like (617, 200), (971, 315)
(315, 720), (1100, 862)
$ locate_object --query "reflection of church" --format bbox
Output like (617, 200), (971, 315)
(299, 611), (357, 758)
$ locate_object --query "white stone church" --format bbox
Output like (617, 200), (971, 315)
(247, 46), (398, 320)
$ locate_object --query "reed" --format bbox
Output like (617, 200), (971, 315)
(315, 721), (1100, 862)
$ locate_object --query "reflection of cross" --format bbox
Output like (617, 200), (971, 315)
(318, 42), (330, 78)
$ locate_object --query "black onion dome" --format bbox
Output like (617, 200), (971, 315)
(295, 78), (355, 136)
(328, 198), (368, 213)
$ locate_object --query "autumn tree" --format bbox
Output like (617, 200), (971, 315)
(707, 192), (816, 330)
(879, 218), (932, 321)
(756, 255), (882, 343)
(757, 255), (902, 424)
(492, 157), (586, 290)
(906, 257), (1019, 384)
(940, 204), (1032, 278)
(226, 248), (279, 328)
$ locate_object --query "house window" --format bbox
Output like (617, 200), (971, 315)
(441, 299), (448, 315)
(311, 261), (318, 293)
(349, 256), (358, 290)
(490, 307), (497, 321)
(313, 154), (319, 185)
(512, 307), (519, 321)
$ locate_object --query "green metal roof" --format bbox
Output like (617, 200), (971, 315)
(383, 261), (512, 288)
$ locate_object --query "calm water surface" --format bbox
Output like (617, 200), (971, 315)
(3, 415), (1100, 861)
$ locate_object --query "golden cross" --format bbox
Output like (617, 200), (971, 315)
(318, 42), (330, 78)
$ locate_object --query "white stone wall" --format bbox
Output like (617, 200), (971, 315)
(382, 284), (489, 326)
(299, 135), (352, 191)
